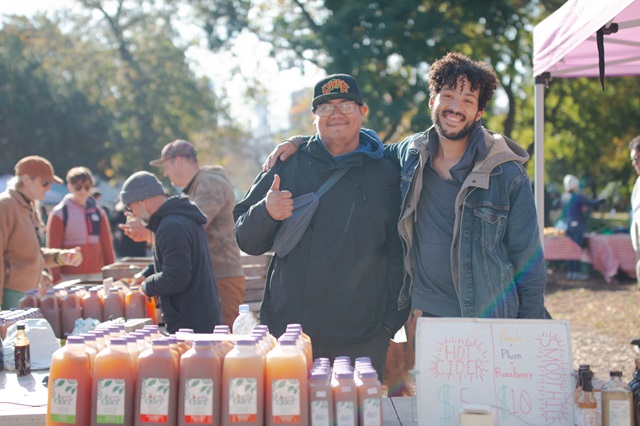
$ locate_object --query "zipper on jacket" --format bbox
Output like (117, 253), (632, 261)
(343, 186), (361, 234)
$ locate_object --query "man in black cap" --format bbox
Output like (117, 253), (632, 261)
(123, 171), (222, 333)
(234, 74), (409, 380)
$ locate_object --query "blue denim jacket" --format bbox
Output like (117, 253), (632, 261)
(386, 125), (547, 318)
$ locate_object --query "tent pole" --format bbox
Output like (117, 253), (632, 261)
(534, 73), (550, 247)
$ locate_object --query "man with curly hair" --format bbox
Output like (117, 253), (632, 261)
(265, 52), (546, 321)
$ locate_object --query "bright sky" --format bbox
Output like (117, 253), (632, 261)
(0, 0), (324, 132)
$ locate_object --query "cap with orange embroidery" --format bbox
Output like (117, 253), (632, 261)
(312, 74), (363, 110)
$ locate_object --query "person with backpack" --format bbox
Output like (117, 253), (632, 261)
(46, 166), (115, 283)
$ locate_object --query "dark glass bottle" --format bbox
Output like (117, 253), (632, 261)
(14, 323), (31, 376)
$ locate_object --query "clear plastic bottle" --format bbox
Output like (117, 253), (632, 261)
(103, 287), (125, 320)
(602, 370), (633, 426)
(125, 286), (146, 320)
(232, 304), (259, 335)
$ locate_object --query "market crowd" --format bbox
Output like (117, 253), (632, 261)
(5, 51), (624, 382)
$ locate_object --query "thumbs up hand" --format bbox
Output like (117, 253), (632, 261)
(265, 174), (293, 221)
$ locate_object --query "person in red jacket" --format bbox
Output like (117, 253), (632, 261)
(46, 167), (115, 283)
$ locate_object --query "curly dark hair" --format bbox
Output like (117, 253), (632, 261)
(428, 52), (499, 111)
(629, 135), (640, 152)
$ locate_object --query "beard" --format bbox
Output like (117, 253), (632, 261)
(432, 109), (476, 141)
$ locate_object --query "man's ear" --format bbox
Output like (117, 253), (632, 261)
(360, 105), (368, 115)
(428, 96), (435, 109)
(475, 109), (484, 122)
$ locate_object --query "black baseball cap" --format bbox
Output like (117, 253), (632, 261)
(312, 74), (363, 110)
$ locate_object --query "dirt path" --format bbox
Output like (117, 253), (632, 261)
(545, 266), (640, 382)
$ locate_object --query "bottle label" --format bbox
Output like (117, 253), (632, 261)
(271, 379), (301, 422)
(96, 378), (127, 423)
(228, 377), (258, 422)
(575, 407), (598, 426)
(139, 378), (171, 423)
(608, 399), (631, 424)
(310, 400), (330, 426)
(335, 401), (356, 426)
(50, 378), (79, 423)
(362, 398), (381, 426)
(183, 378), (214, 423)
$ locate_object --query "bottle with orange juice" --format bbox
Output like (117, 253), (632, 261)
(178, 339), (222, 426)
(46, 336), (92, 426)
(135, 339), (179, 426)
(265, 336), (309, 426)
(90, 337), (135, 426)
(221, 337), (264, 426)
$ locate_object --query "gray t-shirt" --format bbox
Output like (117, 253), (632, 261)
(411, 129), (488, 316)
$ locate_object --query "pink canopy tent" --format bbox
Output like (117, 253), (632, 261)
(532, 0), (640, 236)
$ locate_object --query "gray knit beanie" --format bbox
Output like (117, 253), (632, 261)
(120, 171), (165, 206)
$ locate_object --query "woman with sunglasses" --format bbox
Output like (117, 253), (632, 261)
(0, 156), (83, 309)
(46, 166), (114, 283)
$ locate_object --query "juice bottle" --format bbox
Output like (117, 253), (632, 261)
(103, 287), (125, 320)
(286, 324), (313, 371)
(332, 369), (357, 426)
(309, 370), (333, 426)
(145, 296), (159, 325)
(14, 323), (31, 376)
(602, 370), (633, 426)
(265, 336), (308, 426)
(125, 286), (146, 320)
(80, 333), (99, 368)
(46, 336), (92, 426)
(41, 290), (62, 339)
(135, 339), (179, 426)
(18, 289), (40, 309)
(178, 339), (222, 426)
(83, 288), (104, 322)
(61, 289), (83, 339)
(355, 369), (382, 426)
(221, 338), (264, 426)
(90, 337), (135, 426)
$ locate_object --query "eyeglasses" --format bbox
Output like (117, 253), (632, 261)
(73, 183), (92, 192)
(632, 155), (640, 163)
(314, 101), (359, 117)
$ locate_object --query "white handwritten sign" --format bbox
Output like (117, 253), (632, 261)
(415, 318), (574, 426)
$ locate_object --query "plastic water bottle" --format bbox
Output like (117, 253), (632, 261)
(232, 304), (259, 335)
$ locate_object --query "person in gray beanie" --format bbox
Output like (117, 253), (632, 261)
(122, 171), (222, 333)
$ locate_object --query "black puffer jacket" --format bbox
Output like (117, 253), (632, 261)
(234, 131), (409, 345)
(142, 196), (222, 333)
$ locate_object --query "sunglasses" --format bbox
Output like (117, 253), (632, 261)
(73, 183), (92, 192)
(31, 176), (51, 187)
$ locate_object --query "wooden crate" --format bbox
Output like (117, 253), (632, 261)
(241, 252), (272, 312)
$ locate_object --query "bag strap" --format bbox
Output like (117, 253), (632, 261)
(316, 167), (351, 198)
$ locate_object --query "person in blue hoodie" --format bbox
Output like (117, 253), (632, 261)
(122, 171), (222, 333)
(234, 74), (409, 380)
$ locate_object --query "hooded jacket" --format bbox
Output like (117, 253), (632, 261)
(387, 124), (546, 318)
(141, 196), (222, 333)
(234, 130), (409, 345)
